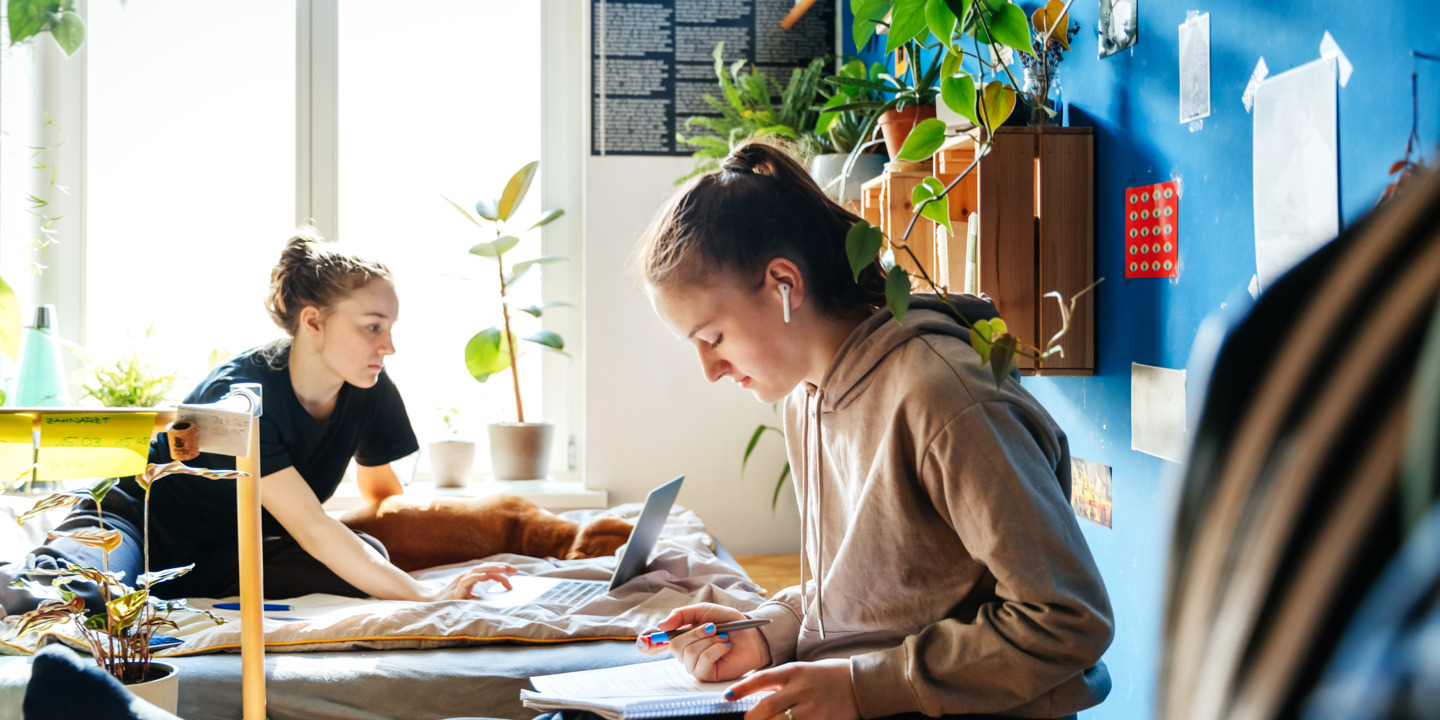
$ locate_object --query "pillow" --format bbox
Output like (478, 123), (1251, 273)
(23, 645), (181, 720)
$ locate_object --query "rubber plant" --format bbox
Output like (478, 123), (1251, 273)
(837, 0), (1100, 387)
(442, 161), (567, 423)
(4, 463), (240, 684)
(0, 0), (88, 402)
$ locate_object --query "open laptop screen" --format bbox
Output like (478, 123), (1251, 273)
(608, 475), (684, 591)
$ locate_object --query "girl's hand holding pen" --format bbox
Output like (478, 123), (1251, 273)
(637, 603), (770, 682)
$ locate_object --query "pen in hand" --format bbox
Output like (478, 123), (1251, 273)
(637, 618), (771, 649)
(213, 602), (293, 611)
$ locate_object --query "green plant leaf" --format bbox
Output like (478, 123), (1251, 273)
(107, 589), (148, 633)
(772, 463), (791, 510)
(50, 10), (82, 55)
(969, 324), (992, 362)
(924, 0), (958, 43)
(742, 425), (767, 474)
(497, 161), (539, 222)
(887, 0), (930, 54)
(943, 0), (973, 29)
(896, 117), (948, 162)
(441, 194), (484, 228)
(940, 74), (979, 126)
(990, 317), (1007, 336)
(522, 329), (565, 353)
(506, 300), (572, 318)
(846, 220), (885, 282)
(978, 80), (1017, 130)
(989, 334), (1020, 386)
(886, 268), (912, 324)
(464, 327), (512, 383)
(470, 236), (520, 258)
(852, 0), (892, 49)
(474, 198), (500, 221)
(86, 477), (118, 506)
(0, 276), (21, 362)
(912, 177), (953, 235)
(511, 255), (566, 277)
(970, 0), (1033, 55)
(135, 564), (193, 588)
(7, 0), (52, 47)
(528, 208), (564, 231)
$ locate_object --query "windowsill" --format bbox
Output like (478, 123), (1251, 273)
(323, 475), (609, 514)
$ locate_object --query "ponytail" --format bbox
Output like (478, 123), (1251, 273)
(637, 141), (888, 315)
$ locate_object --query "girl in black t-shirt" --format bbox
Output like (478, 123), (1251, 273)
(1, 228), (517, 612)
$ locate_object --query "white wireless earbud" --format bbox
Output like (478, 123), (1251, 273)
(779, 284), (792, 324)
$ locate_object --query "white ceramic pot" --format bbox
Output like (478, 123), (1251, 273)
(125, 661), (179, 715)
(487, 422), (554, 481)
(810, 152), (887, 203)
(427, 440), (476, 488)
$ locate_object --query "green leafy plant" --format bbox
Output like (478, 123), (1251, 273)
(78, 327), (182, 408)
(0, 1), (90, 378)
(836, 0), (1102, 385)
(4, 463), (239, 684)
(677, 42), (829, 182)
(815, 58), (886, 156)
(743, 405), (792, 510)
(442, 162), (567, 424)
(439, 406), (462, 437)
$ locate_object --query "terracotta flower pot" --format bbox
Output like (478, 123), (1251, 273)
(877, 104), (938, 161)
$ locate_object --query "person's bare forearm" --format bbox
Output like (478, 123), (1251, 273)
(298, 517), (432, 601)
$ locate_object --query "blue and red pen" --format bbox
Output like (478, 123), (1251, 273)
(637, 618), (771, 649)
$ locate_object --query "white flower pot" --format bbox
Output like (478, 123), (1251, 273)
(427, 440), (476, 488)
(810, 152), (886, 203)
(125, 661), (179, 715)
(487, 422), (554, 481)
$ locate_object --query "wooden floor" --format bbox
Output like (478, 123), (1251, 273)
(734, 553), (801, 597)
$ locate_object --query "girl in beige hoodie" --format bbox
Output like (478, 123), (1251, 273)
(637, 142), (1114, 720)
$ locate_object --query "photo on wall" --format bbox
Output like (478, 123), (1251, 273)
(1097, 0), (1139, 58)
(1071, 457), (1113, 529)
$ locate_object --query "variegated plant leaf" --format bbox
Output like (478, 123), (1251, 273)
(136, 564), (194, 587)
(6, 596), (85, 638)
(48, 528), (123, 554)
(17, 490), (89, 525)
(107, 590), (148, 632)
(137, 461), (249, 491)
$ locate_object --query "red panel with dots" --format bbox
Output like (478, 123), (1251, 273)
(1124, 180), (1179, 278)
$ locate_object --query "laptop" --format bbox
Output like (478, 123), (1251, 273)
(469, 475), (684, 609)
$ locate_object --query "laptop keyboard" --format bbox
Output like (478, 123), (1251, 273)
(534, 580), (607, 606)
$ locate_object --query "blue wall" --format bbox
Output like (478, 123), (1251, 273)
(846, 2), (1440, 718)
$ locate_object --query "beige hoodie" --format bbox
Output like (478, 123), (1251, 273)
(750, 295), (1114, 719)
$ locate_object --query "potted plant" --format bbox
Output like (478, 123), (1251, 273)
(1017, 1), (1080, 126)
(442, 161), (567, 482)
(676, 42), (829, 183)
(428, 406), (474, 489)
(4, 462), (240, 713)
(77, 326), (182, 408)
(811, 59), (889, 203)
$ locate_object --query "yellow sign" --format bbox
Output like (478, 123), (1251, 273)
(37, 413), (155, 481)
(0, 413), (34, 489)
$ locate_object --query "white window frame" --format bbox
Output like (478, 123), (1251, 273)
(43, 0), (587, 488)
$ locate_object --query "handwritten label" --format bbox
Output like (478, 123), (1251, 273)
(177, 403), (254, 457)
(37, 413), (154, 481)
(0, 414), (34, 489)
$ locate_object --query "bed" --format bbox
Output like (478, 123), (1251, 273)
(0, 496), (766, 720)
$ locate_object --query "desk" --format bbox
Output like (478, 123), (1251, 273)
(734, 553), (801, 597)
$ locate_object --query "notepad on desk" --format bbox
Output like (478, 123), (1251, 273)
(521, 658), (770, 719)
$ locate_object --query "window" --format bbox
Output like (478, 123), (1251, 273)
(69, 0), (581, 480)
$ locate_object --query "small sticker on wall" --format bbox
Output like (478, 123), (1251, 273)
(1071, 457), (1113, 529)
(1125, 180), (1180, 278)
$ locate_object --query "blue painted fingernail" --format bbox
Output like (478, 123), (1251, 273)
(719, 633), (728, 640)
(724, 690), (734, 699)
(703, 623), (715, 633)
(725, 642), (732, 647)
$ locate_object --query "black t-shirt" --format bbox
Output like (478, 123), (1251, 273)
(124, 344), (418, 557)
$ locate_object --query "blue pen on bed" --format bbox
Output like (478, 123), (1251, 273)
(214, 602), (293, 611)
(638, 618), (771, 649)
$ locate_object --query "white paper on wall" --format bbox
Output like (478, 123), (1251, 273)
(1179, 13), (1211, 124)
(1132, 363), (1188, 463)
(1252, 58), (1339, 292)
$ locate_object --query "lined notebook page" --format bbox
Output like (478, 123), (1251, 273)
(530, 658), (734, 696)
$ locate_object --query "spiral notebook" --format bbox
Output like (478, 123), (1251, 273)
(520, 658), (770, 719)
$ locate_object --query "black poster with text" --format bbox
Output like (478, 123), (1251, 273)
(592, 0), (837, 156)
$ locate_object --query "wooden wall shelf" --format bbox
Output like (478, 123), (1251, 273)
(862, 126), (1095, 376)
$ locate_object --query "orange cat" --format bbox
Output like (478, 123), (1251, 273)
(339, 494), (635, 572)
